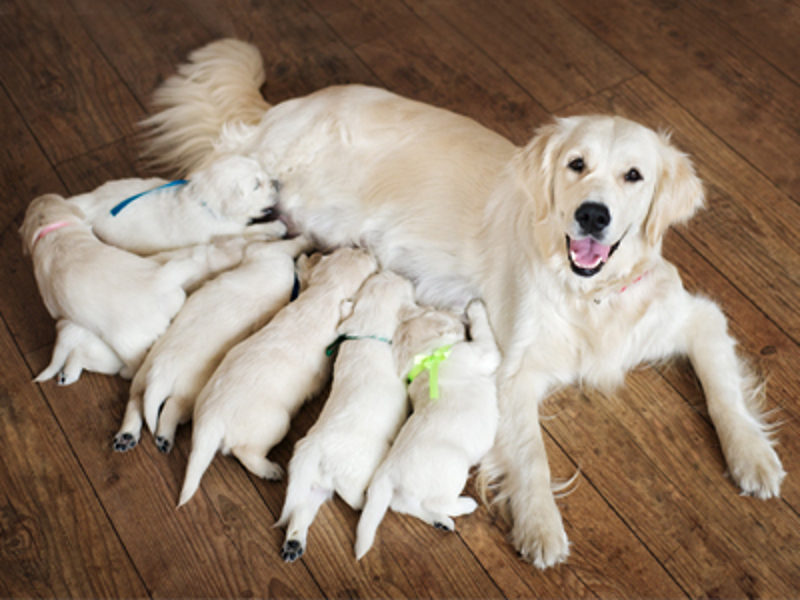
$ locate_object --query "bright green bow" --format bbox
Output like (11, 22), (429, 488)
(406, 344), (453, 399)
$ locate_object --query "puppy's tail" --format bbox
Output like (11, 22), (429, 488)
(178, 420), (224, 507)
(354, 475), (393, 560)
(140, 38), (270, 176)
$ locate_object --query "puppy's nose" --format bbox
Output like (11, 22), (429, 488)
(575, 202), (611, 235)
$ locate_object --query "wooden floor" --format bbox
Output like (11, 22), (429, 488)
(1, 0), (799, 597)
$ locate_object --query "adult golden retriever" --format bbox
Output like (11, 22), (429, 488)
(143, 39), (784, 568)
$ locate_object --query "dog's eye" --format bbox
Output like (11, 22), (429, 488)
(624, 168), (643, 183)
(568, 157), (585, 173)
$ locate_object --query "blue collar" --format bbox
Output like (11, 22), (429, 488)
(110, 179), (189, 217)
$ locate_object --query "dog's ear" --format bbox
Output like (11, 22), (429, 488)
(397, 302), (425, 324)
(514, 118), (574, 221)
(339, 299), (355, 321)
(645, 133), (705, 245)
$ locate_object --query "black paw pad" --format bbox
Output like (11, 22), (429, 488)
(113, 433), (138, 453)
(281, 539), (304, 563)
(57, 372), (67, 385)
(155, 436), (172, 454)
(433, 521), (451, 532)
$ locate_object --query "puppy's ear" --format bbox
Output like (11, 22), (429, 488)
(339, 299), (355, 321)
(397, 303), (425, 324)
(514, 118), (574, 221)
(645, 133), (705, 245)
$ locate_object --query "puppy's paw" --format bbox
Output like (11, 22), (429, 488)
(281, 539), (304, 563)
(511, 505), (569, 569)
(57, 370), (79, 386)
(263, 462), (284, 481)
(113, 432), (139, 453)
(728, 442), (785, 499)
(433, 521), (453, 532)
(155, 436), (173, 454)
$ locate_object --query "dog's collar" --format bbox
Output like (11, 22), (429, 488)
(407, 344), (453, 400)
(34, 221), (71, 245)
(592, 269), (651, 304)
(325, 333), (392, 357)
(110, 179), (189, 217)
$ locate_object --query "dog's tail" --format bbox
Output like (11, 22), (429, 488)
(140, 38), (270, 176)
(354, 474), (394, 560)
(178, 419), (224, 507)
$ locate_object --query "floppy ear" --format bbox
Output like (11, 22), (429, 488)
(645, 134), (705, 245)
(513, 118), (575, 222)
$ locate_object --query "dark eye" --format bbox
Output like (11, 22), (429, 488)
(624, 168), (643, 182)
(568, 157), (585, 173)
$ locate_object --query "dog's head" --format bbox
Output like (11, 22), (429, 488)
(186, 154), (277, 224)
(515, 115), (704, 289)
(339, 270), (417, 336)
(307, 247), (378, 295)
(19, 193), (87, 255)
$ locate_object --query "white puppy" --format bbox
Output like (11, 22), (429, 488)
(114, 236), (313, 453)
(277, 270), (417, 562)
(68, 154), (285, 254)
(35, 320), (124, 385)
(20, 194), (205, 380)
(178, 247), (377, 506)
(142, 40), (785, 568)
(355, 300), (500, 560)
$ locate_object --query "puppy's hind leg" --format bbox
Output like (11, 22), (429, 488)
(231, 444), (284, 480)
(114, 393), (144, 452)
(154, 395), (194, 454)
(279, 486), (332, 563)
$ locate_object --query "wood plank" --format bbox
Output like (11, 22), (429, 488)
(559, 0), (800, 201)
(0, 322), (147, 597)
(413, 0), (638, 113)
(543, 376), (800, 598)
(317, 0), (549, 144)
(0, 0), (142, 164)
(691, 0), (800, 85)
(557, 76), (800, 342)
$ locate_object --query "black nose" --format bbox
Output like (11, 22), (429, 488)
(575, 202), (611, 235)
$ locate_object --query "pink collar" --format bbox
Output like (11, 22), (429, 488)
(35, 221), (71, 245)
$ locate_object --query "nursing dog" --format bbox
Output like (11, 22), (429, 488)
(68, 154), (284, 255)
(277, 270), (417, 563)
(143, 39), (785, 568)
(20, 194), (204, 380)
(354, 300), (500, 560)
(178, 247), (377, 506)
(114, 236), (312, 453)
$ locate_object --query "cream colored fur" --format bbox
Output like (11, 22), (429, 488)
(355, 299), (500, 560)
(114, 236), (312, 454)
(276, 270), (416, 562)
(144, 39), (785, 568)
(67, 155), (284, 255)
(178, 247), (377, 507)
(35, 320), (124, 385)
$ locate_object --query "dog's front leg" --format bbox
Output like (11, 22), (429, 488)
(684, 296), (785, 498)
(489, 368), (569, 569)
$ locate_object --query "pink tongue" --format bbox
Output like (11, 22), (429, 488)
(570, 237), (612, 267)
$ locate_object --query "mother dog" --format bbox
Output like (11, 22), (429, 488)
(142, 39), (784, 568)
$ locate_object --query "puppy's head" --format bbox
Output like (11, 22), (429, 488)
(186, 154), (277, 224)
(307, 247), (378, 296)
(516, 115), (704, 288)
(19, 194), (86, 255)
(393, 307), (465, 379)
(339, 270), (417, 336)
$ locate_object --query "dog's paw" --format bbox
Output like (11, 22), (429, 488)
(511, 506), (570, 569)
(155, 436), (173, 454)
(113, 432), (139, 453)
(728, 443), (785, 499)
(433, 521), (453, 532)
(281, 539), (304, 563)
(57, 370), (78, 386)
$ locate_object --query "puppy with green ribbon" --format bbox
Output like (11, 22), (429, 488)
(356, 300), (501, 559)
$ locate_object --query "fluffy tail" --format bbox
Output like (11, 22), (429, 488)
(354, 475), (394, 560)
(140, 38), (270, 176)
(178, 420), (224, 507)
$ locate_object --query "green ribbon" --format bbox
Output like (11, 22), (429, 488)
(325, 333), (392, 357)
(406, 344), (452, 400)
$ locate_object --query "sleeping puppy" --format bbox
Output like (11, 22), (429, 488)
(20, 194), (205, 380)
(143, 39), (785, 568)
(35, 320), (125, 385)
(355, 299), (500, 560)
(277, 270), (417, 563)
(114, 236), (313, 453)
(67, 154), (285, 255)
(178, 247), (377, 506)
